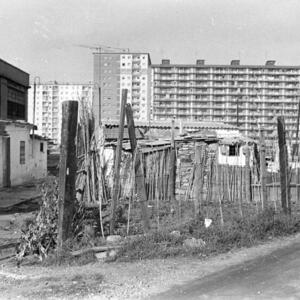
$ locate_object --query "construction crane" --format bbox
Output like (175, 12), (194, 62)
(76, 44), (130, 53)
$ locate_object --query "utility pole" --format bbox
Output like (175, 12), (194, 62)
(57, 101), (78, 252)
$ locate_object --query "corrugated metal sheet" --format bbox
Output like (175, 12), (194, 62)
(103, 120), (237, 130)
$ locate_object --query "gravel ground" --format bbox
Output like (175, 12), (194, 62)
(0, 232), (300, 299)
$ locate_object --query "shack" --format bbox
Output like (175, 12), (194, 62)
(0, 120), (47, 187)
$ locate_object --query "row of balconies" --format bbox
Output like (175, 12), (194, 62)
(154, 68), (299, 76)
(154, 82), (299, 89)
(154, 72), (299, 79)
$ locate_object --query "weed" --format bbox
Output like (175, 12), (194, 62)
(115, 208), (300, 261)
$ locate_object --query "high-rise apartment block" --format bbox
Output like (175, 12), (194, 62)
(152, 59), (300, 144)
(93, 52), (151, 124)
(28, 82), (93, 144)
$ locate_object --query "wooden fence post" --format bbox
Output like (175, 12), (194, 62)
(110, 89), (127, 233)
(193, 144), (202, 217)
(244, 145), (251, 203)
(277, 116), (291, 214)
(57, 100), (78, 252)
(260, 130), (267, 209)
(125, 103), (150, 232)
(168, 118), (176, 203)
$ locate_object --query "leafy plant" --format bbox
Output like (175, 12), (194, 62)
(16, 178), (86, 262)
(17, 179), (59, 261)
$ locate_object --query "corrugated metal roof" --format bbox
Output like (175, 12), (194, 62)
(103, 120), (237, 130)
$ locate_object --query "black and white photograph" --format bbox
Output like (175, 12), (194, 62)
(0, 0), (300, 299)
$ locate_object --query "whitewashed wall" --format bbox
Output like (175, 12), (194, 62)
(0, 123), (47, 187)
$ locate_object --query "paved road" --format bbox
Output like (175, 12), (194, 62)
(152, 241), (300, 299)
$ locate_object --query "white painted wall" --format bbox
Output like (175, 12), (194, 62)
(218, 144), (247, 166)
(0, 123), (47, 187)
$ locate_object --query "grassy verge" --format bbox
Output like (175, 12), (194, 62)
(116, 208), (300, 261)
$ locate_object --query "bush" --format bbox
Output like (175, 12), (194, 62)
(16, 178), (86, 262)
(117, 231), (186, 261)
(115, 208), (300, 261)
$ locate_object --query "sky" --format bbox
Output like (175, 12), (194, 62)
(1, 0), (300, 83)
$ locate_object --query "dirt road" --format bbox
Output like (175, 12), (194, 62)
(152, 240), (300, 299)
(0, 233), (300, 299)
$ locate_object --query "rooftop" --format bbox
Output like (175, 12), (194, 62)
(152, 60), (300, 69)
(0, 119), (37, 129)
(0, 58), (29, 87)
(103, 120), (237, 131)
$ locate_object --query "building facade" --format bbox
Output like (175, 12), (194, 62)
(0, 59), (29, 121)
(93, 52), (151, 125)
(152, 59), (300, 145)
(0, 120), (47, 187)
(0, 58), (47, 187)
(28, 82), (93, 144)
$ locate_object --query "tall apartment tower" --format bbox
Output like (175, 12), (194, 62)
(28, 82), (93, 144)
(152, 59), (300, 144)
(93, 52), (152, 124)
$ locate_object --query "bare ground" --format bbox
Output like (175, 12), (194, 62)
(0, 233), (300, 300)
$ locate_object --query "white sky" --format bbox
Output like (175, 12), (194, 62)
(1, 0), (300, 82)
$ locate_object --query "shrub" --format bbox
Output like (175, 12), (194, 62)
(115, 208), (300, 261)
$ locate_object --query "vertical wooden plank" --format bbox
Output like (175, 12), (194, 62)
(238, 166), (243, 217)
(110, 89), (127, 233)
(193, 144), (202, 217)
(216, 163), (224, 226)
(260, 130), (267, 210)
(57, 100), (78, 251)
(244, 145), (251, 203)
(168, 118), (176, 203)
(125, 103), (150, 232)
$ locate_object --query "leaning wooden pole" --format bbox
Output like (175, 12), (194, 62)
(57, 100), (78, 252)
(259, 130), (268, 210)
(125, 103), (150, 232)
(110, 89), (127, 233)
(244, 145), (251, 203)
(277, 116), (291, 214)
(168, 118), (176, 203)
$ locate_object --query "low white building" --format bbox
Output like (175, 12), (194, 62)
(0, 120), (47, 187)
(217, 137), (255, 167)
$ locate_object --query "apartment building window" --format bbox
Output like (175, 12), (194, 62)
(20, 141), (25, 164)
(40, 142), (44, 152)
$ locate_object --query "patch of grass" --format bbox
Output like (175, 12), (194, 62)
(42, 248), (97, 267)
(117, 231), (187, 261)
(116, 208), (300, 261)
